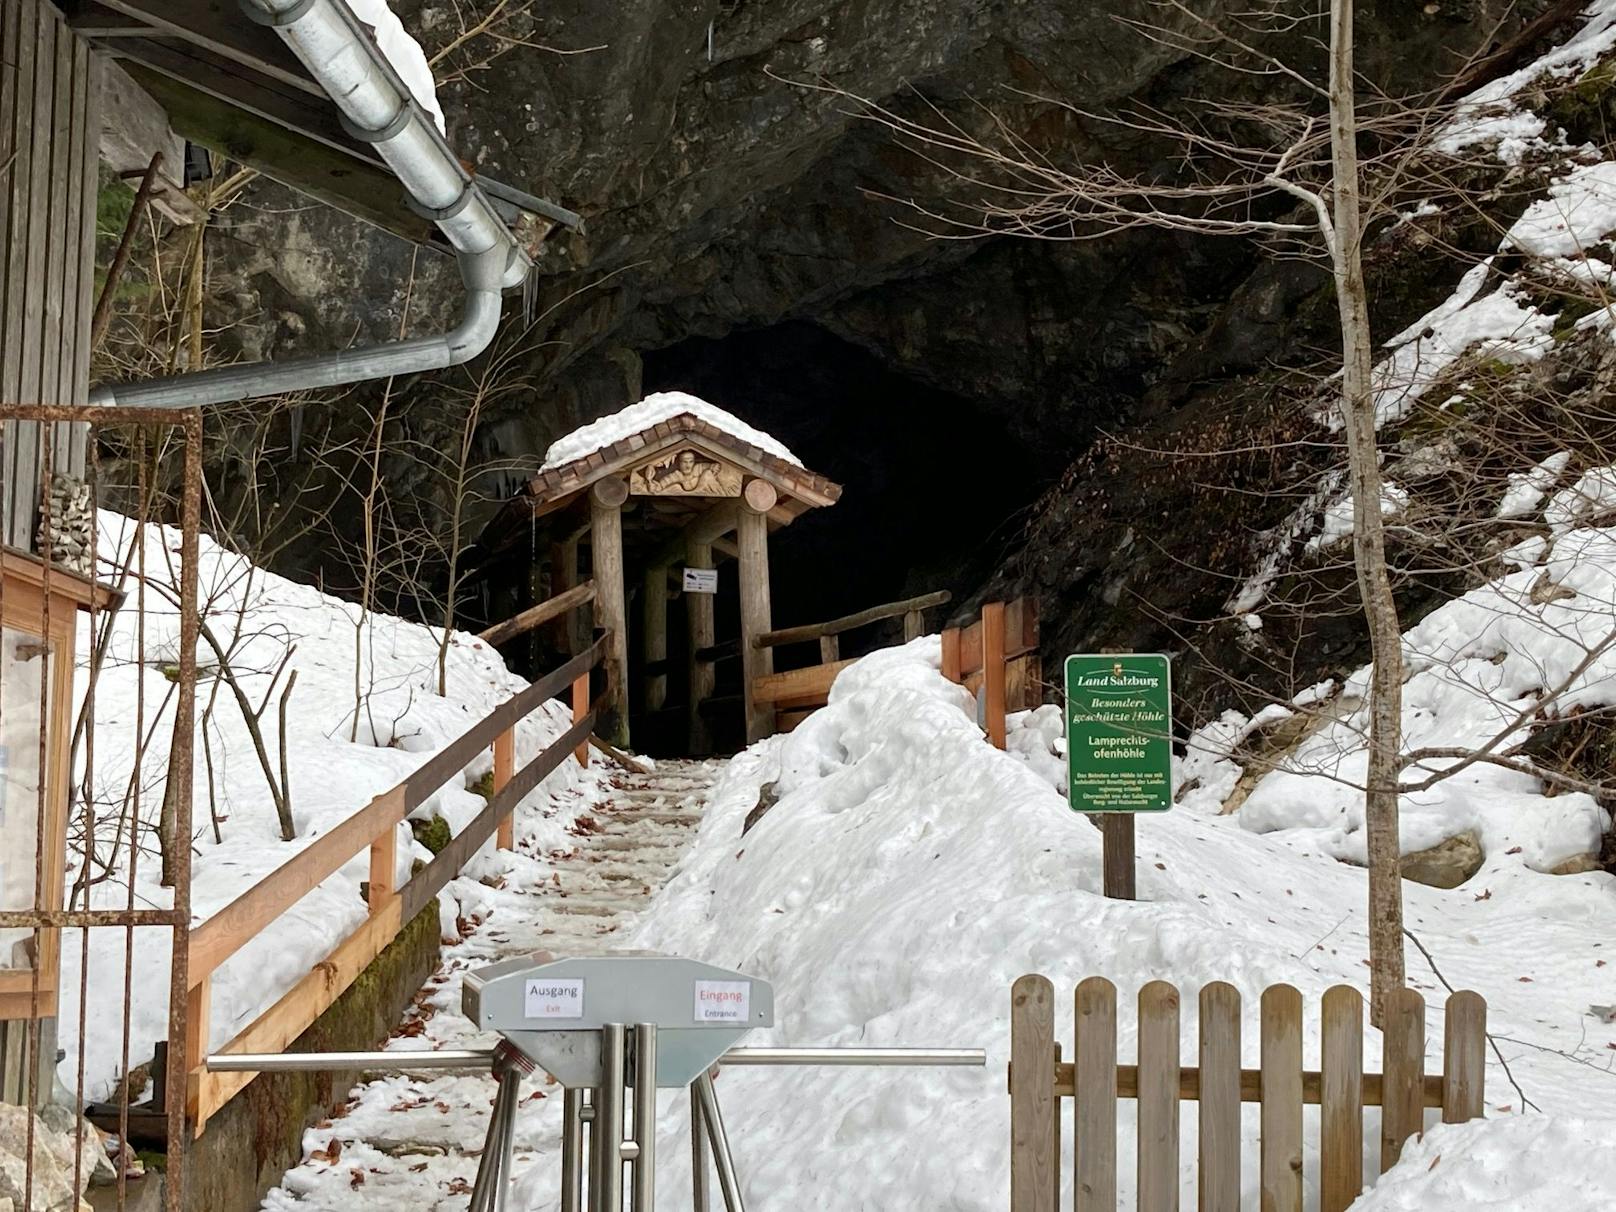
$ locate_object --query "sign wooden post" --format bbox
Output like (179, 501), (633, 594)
(1065, 654), (1172, 900)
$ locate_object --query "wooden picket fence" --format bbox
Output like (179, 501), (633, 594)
(1009, 976), (1487, 1212)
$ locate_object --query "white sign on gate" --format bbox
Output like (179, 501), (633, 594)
(525, 977), (585, 1020)
(683, 567), (718, 594)
(693, 980), (750, 1022)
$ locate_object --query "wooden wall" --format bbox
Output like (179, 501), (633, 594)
(0, 0), (99, 551)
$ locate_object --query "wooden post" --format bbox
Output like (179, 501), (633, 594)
(493, 728), (515, 850)
(1136, 982), (1180, 1212)
(738, 482), (776, 744)
(1099, 815), (1136, 900)
(1321, 985), (1364, 1212)
(590, 478), (630, 747)
(1009, 974), (1056, 1212)
(819, 634), (840, 664)
(572, 672), (590, 767)
(1260, 984), (1305, 1212)
(185, 976), (211, 1072)
(983, 601), (1007, 748)
(1073, 977), (1118, 1212)
(1198, 982), (1242, 1212)
(687, 539), (716, 755)
(940, 627), (962, 683)
(903, 608), (924, 642)
(368, 823), (398, 906)
(549, 536), (582, 655)
(643, 564), (669, 712)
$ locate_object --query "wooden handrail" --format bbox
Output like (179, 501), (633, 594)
(694, 637), (741, 663)
(187, 635), (608, 988)
(478, 580), (596, 647)
(755, 590), (951, 649)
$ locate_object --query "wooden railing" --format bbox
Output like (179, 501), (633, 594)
(750, 593), (1040, 746)
(1009, 976), (1486, 1212)
(940, 596), (1040, 749)
(184, 607), (608, 1132)
(749, 591), (951, 734)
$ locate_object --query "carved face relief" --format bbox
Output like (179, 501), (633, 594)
(628, 447), (743, 496)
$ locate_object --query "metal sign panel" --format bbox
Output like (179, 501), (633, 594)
(1065, 653), (1173, 812)
(463, 952), (773, 1087)
(683, 566), (718, 594)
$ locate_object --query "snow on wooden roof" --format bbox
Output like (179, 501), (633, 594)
(523, 394), (840, 512)
(541, 392), (802, 470)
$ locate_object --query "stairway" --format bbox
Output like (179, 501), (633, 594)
(260, 759), (721, 1211)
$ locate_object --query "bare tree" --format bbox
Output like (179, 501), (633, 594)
(818, 0), (1549, 1020)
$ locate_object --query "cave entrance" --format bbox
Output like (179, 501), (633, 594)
(641, 321), (1048, 668)
(474, 401), (842, 757)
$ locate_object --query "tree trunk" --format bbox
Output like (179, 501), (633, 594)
(1329, 0), (1405, 1026)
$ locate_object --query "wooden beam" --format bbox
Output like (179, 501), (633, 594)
(642, 565), (668, 712)
(756, 590), (951, 650)
(123, 64), (434, 244)
(753, 659), (856, 707)
(93, 0), (321, 96)
(109, 36), (377, 164)
(478, 580), (596, 648)
(738, 503), (774, 743)
(1039, 1062), (1450, 1110)
(590, 481), (630, 746)
(687, 539), (716, 755)
(651, 501), (738, 569)
(983, 601), (1007, 749)
(67, 4), (155, 37)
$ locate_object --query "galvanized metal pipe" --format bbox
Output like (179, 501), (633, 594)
(205, 1045), (987, 1073)
(719, 1047), (987, 1067)
(693, 1072), (745, 1212)
(630, 1024), (657, 1212)
(88, 0), (530, 410)
(492, 1062), (521, 1212)
(562, 1088), (585, 1212)
(690, 1084), (709, 1212)
(594, 1024), (626, 1212)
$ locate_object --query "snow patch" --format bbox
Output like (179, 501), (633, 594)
(539, 391), (804, 471)
(347, 0), (446, 135)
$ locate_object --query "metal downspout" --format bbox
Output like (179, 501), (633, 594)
(89, 0), (530, 409)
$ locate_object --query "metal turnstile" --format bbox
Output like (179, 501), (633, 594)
(207, 950), (985, 1211)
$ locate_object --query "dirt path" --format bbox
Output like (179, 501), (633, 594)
(261, 759), (720, 1211)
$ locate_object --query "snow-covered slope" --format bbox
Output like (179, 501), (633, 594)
(60, 517), (600, 1101)
(496, 641), (1615, 1210)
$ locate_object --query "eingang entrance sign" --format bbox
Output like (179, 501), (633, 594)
(1065, 654), (1172, 812)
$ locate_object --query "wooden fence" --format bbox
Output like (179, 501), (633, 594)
(942, 596), (1040, 749)
(750, 590), (952, 734)
(185, 608), (608, 1132)
(1009, 976), (1486, 1212)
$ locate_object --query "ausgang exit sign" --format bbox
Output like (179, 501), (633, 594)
(1065, 654), (1172, 812)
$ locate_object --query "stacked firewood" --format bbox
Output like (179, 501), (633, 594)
(37, 473), (94, 575)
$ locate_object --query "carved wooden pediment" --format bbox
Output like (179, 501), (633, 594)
(628, 446), (744, 497)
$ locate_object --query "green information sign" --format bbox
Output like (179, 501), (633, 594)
(1065, 653), (1173, 813)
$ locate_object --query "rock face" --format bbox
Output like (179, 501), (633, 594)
(1400, 832), (1485, 890)
(190, 1), (1544, 620)
(0, 1104), (93, 1212)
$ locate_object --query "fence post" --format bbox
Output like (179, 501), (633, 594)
(1381, 989), (1426, 1172)
(368, 823), (398, 906)
(1136, 981), (1180, 1212)
(1320, 985), (1364, 1212)
(940, 627), (962, 683)
(1198, 982), (1241, 1212)
(185, 976), (211, 1073)
(1442, 991), (1486, 1124)
(1074, 976), (1117, 1212)
(493, 727), (515, 850)
(1010, 974), (1056, 1212)
(1260, 984), (1304, 1212)
(572, 672), (590, 767)
(983, 602), (1007, 749)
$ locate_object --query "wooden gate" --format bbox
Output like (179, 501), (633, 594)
(1009, 977), (1487, 1211)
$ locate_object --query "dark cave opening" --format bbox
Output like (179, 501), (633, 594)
(641, 320), (1055, 638)
(613, 320), (1056, 755)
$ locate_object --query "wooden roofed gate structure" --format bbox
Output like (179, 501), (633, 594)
(480, 408), (844, 752)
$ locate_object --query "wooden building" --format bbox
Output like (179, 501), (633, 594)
(479, 407), (842, 753)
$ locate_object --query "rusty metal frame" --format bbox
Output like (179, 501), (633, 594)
(0, 404), (199, 1212)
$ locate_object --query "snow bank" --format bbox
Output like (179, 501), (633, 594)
(539, 391), (804, 470)
(1348, 1115), (1616, 1211)
(348, 0), (446, 134)
(498, 641), (1615, 1210)
(59, 516), (600, 1100)
(1234, 509), (1616, 871)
